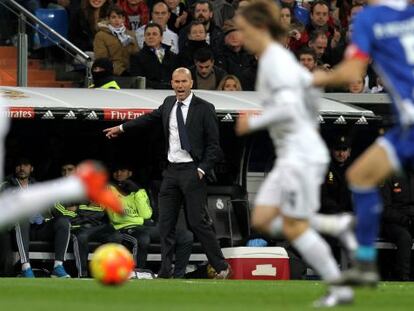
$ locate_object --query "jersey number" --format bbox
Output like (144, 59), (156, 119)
(400, 35), (414, 65)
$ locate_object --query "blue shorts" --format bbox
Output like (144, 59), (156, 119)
(378, 125), (414, 171)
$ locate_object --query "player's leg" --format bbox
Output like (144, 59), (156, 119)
(0, 162), (123, 227)
(251, 204), (280, 234)
(310, 213), (357, 254)
(282, 216), (353, 307)
(282, 164), (353, 307)
(333, 141), (395, 286)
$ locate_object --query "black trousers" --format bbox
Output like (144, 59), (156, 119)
(120, 226), (150, 269)
(0, 230), (13, 276)
(122, 224), (193, 276)
(149, 224), (193, 278)
(384, 223), (413, 280)
(158, 163), (227, 275)
(72, 224), (122, 277)
(15, 217), (71, 264)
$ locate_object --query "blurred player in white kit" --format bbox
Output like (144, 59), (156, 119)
(235, 0), (355, 307)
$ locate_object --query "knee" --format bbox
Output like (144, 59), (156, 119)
(177, 230), (194, 246)
(346, 164), (374, 187)
(75, 233), (88, 245)
(282, 218), (309, 241)
(137, 234), (150, 248)
(54, 217), (70, 231)
(251, 206), (277, 233)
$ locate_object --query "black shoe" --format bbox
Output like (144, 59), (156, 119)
(330, 260), (379, 287)
(157, 269), (172, 279)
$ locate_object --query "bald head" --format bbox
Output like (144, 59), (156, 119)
(173, 67), (192, 79)
(171, 67), (193, 101)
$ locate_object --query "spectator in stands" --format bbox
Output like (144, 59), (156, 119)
(217, 75), (242, 91)
(117, 0), (149, 31)
(381, 172), (414, 281)
(280, 4), (308, 52)
(320, 136), (353, 215)
(136, 1), (179, 54)
(60, 161), (122, 278)
(371, 77), (386, 94)
(210, 0), (235, 28)
(94, 5), (139, 76)
(347, 3), (364, 26)
(130, 22), (179, 89)
(2, 158), (71, 278)
(216, 20), (256, 88)
(190, 48), (227, 90)
(348, 76), (368, 93)
(238, 54), (258, 91)
(178, 0), (224, 56)
(90, 58), (121, 89)
(178, 21), (209, 68)
(297, 47), (317, 72)
(308, 30), (328, 67)
(165, 0), (189, 34)
(280, 0), (310, 26)
(69, 0), (113, 52)
(306, 1), (333, 39)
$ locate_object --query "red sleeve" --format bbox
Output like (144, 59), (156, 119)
(345, 44), (370, 61)
(140, 3), (150, 26)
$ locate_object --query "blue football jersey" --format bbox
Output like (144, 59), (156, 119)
(347, 4), (414, 125)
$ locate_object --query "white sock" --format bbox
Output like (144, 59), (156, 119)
(291, 228), (340, 282)
(310, 214), (345, 236)
(0, 176), (85, 226)
(54, 260), (63, 268)
(22, 262), (31, 271)
(269, 217), (283, 238)
(310, 214), (358, 253)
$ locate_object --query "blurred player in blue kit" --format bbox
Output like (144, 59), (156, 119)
(314, 0), (414, 286)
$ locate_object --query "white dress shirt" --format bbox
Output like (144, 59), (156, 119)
(136, 24), (179, 54)
(168, 93), (194, 163)
(120, 92), (205, 175)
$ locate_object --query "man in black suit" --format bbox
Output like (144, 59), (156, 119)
(130, 22), (179, 89)
(104, 67), (231, 279)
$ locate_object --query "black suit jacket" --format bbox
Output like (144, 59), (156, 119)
(122, 94), (221, 174)
(129, 44), (179, 90)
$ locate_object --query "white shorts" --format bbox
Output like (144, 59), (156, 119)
(254, 162), (327, 219)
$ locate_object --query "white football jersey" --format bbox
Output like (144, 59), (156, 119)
(249, 42), (329, 166)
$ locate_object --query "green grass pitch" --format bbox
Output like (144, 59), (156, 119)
(0, 279), (413, 311)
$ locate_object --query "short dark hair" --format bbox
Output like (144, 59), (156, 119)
(106, 5), (125, 18)
(297, 47), (317, 61)
(194, 0), (213, 12)
(194, 47), (214, 62)
(310, 0), (329, 14)
(188, 20), (206, 35)
(145, 22), (163, 36)
(309, 30), (327, 43)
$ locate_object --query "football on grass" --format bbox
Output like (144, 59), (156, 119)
(90, 243), (135, 285)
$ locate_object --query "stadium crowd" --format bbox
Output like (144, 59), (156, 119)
(0, 0), (391, 92)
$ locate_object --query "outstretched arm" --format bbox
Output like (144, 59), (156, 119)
(313, 57), (369, 88)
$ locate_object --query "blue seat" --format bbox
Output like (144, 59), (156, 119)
(34, 8), (68, 48)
